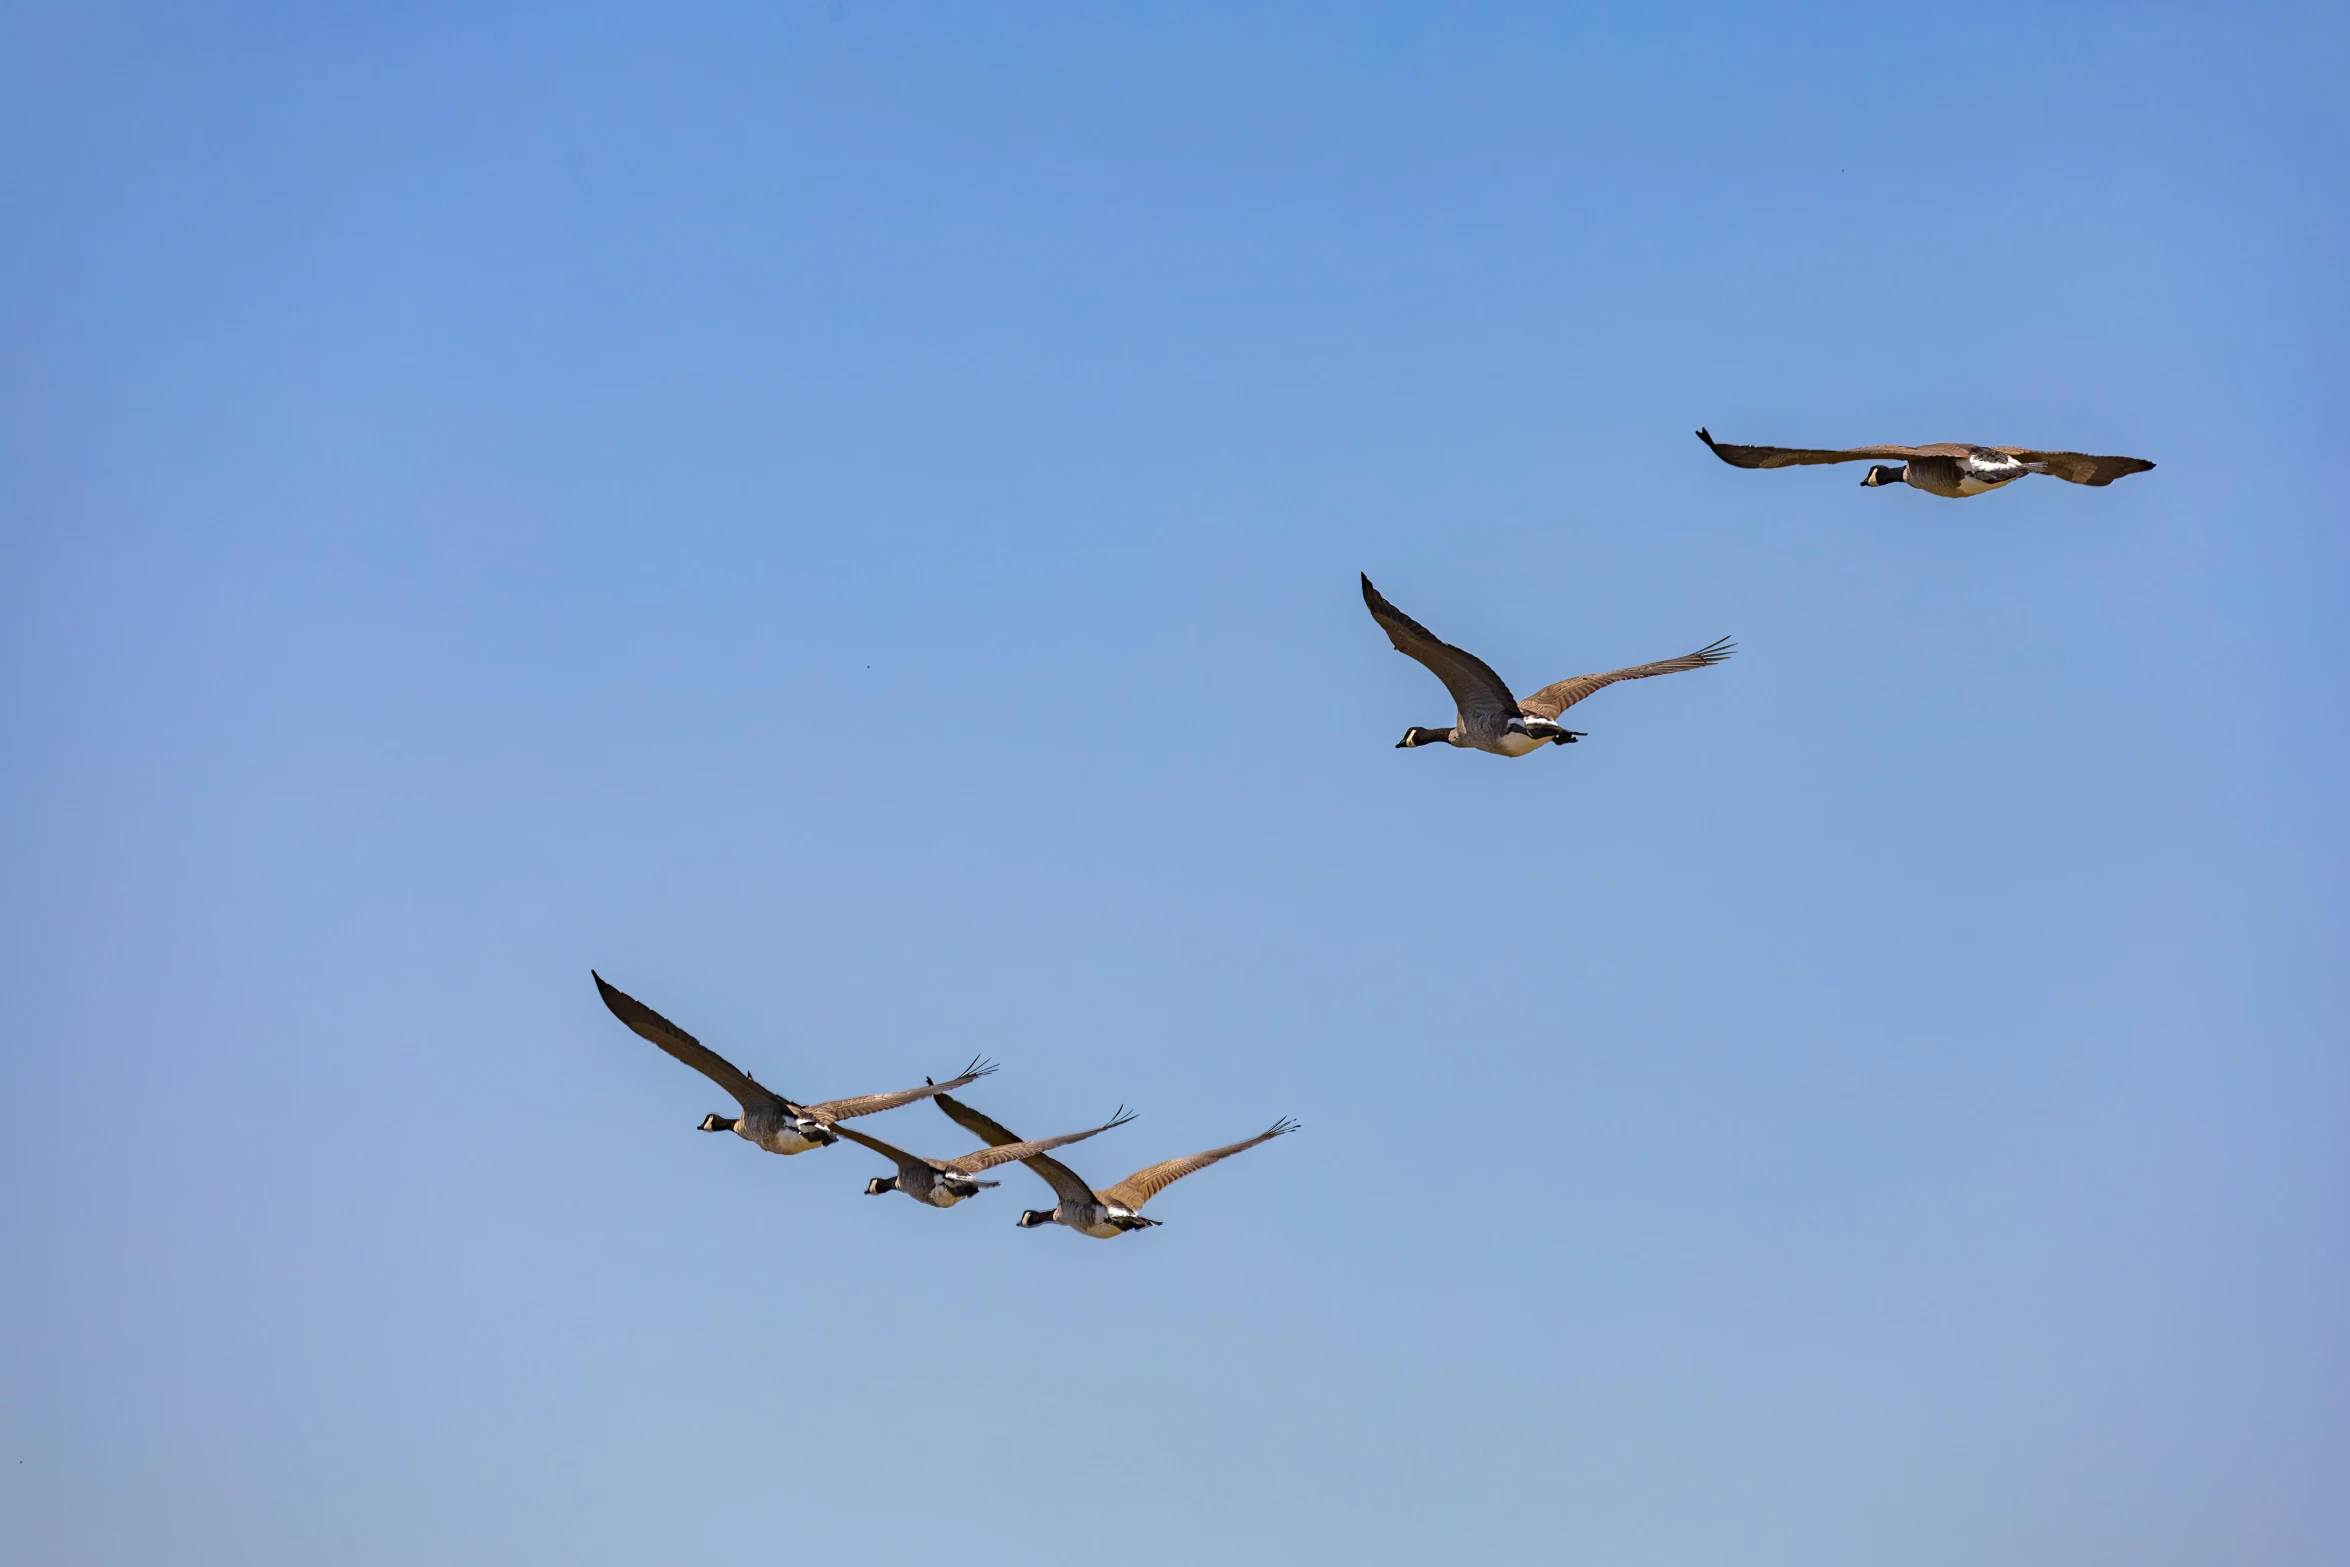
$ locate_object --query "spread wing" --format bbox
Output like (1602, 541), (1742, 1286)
(1097, 1117), (1299, 1213)
(1015, 1150), (1102, 1210)
(932, 1090), (1026, 1148)
(804, 1056), (998, 1125)
(828, 1121), (938, 1180)
(592, 971), (785, 1113)
(1516, 637), (1734, 720)
(1995, 448), (2156, 487)
(945, 1107), (1137, 1175)
(1695, 429), (1967, 469)
(1361, 574), (1519, 728)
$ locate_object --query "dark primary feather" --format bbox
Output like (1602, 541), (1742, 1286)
(592, 971), (786, 1113)
(1096, 1117), (1300, 1213)
(1516, 637), (1735, 720)
(1360, 574), (1519, 728)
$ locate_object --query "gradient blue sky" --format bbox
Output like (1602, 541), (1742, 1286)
(4, 4), (2345, 1563)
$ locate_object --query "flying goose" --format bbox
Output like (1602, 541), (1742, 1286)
(1362, 574), (1731, 756)
(830, 1094), (1137, 1209)
(1695, 428), (2154, 498)
(591, 971), (994, 1156)
(937, 1094), (1299, 1237)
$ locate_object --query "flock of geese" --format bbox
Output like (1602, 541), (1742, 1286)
(593, 972), (1296, 1237)
(593, 427), (2155, 1238)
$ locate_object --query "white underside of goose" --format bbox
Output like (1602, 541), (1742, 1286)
(747, 1127), (826, 1155)
(1490, 730), (1550, 757)
(734, 1108), (832, 1155)
(1060, 1202), (1150, 1238)
(922, 1180), (992, 1208)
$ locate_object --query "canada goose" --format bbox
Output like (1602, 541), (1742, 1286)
(1362, 574), (1731, 756)
(1695, 428), (2154, 498)
(591, 971), (993, 1156)
(937, 1094), (1299, 1237)
(830, 1095), (1137, 1209)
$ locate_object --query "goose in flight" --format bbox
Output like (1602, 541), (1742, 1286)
(1362, 574), (1731, 756)
(1695, 428), (2154, 498)
(830, 1094), (1137, 1209)
(591, 971), (994, 1155)
(937, 1094), (1298, 1237)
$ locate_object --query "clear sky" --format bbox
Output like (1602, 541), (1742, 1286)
(3, 4), (2344, 1563)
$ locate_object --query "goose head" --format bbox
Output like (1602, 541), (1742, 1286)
(1396, 726), (1449, 749)
(864, 1175), (897, 1195)
(1861, 464), (1905, 488)
(698, 1113), (739, 1133)
(1015, 1208), (1057, 1228)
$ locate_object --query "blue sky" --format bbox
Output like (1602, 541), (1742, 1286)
(3, 4), (2344, 1563)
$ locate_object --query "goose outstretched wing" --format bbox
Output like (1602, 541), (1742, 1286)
(1697, 430), (2153, 486)
(931, 1093), (1110, 1210)
(829, 1121), (938, 1182)
(933, 1091), (1025, 1149)
(1015, 1150), (1103, 1211)
(1695, 429), (1968, 469)
(944, 1107), (1137, 1175)
(592, 971), (786, 1114)
(1097, 1118), (1299, 1213)
(1516, 637), (1734, 720)
(804, 1057), (998, 1125)
(1994, 448), (2156, 487)
(1361, 575), (1519, 729)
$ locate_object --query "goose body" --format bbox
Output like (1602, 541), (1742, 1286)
(937, 1095), (1299, 1239)
(591, 972), (993, 1155)
(831, 1097), (1136, 1210)
(1696, 428), (2154, 498)
(1361, 574), (1731, 758)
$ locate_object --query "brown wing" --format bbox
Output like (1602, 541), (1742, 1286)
(1695, 428), (1966, 469)
(1994, 448), (2157, 487)
(828, 1121), (938, 1181)
(945, 1107), (1138, 1175)
(932, 1090), (1025, 1148)
(1097, 1117), (1299, 1213)
(1516, 637), (1734, 720)
(1015, 1150), (1102, 1210)
(592, 971), (785, 1113)
(1361, 574), (1520, 729)
(804, 1056), (999, 1125)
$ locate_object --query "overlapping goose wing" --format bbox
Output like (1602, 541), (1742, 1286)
(804, 1057), (998, 1125)
(945, 1107), (1137, 1175)
(829, 1121), (937, 1182)
(933, 1090), (1025, 1149)
(1695, 429), (1964, 469)
(1016, 1150), (1103, 1211)
(1096, 1117), (1299, 1214)
(1517, 637), (1734, 720)
(592, 971), (785, 1114)
(1995, 448), (2156, 486)
(1361, 574), (1519, 729)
